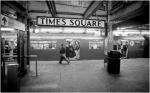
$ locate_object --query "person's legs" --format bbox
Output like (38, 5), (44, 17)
(67, 57), (70, 64)
(125, 49), (128, 58)
(123, 50), (126, 58)
(59, 55), (63, 64)
(63, 55), (70, 64)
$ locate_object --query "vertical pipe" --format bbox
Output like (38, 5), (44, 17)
(36, 58), (38, 77)
(0, 0), (1, 81)
(107, 0), (113, 51)
(27, 22), (30, 65)
(26, 1), (30, 66)
(17, 30), (20, 69)
(104, 0), (109, 56)
(105, 0), (109, 37)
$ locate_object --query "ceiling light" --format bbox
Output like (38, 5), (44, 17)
(1, 28), (14, 31)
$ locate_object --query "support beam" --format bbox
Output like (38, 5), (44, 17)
(57, 11), (82, 16)
(83, 1), (104, 19)
(29, 10), (48, 13)
(46, 0), (57, 17)
(2, 1), (27, 17)
(110, 2), (144, 21)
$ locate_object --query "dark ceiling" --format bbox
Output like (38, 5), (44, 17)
(112, 1), (149, 30)
(1, 1), (149, 30)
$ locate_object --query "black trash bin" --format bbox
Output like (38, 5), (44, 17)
(7, 63), (20, 92)
(107, 51), (121, 74)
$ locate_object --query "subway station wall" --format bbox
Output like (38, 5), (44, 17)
(30, 39), (104, 61)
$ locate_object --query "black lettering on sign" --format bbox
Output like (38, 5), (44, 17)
(98, 21), (102, 27)
(49, 18), (55, 25)
(70, 19), (74, 26)
(80, 20), (86, 26)
(40, 17), (45, 24)
(37, 17), (104, 27)
(56, 18), (61, 25)
(92, 20), (96, 27)
(75, 20), (80, 26)
(46, 18), (48, 24)
(86, 21), (92, 27)
(62, 18), (66, 25)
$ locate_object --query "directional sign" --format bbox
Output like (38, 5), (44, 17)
(1, 14), (25, 31)
(1, 14), (9, 26)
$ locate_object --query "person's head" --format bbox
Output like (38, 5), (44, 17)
(143, 35), (149, 40)
(125, 41), (128, 44)
(120, 41), (122, 45)
(61, 44), (64, 47)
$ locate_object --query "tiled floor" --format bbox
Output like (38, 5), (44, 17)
(20, 58), (149, 92)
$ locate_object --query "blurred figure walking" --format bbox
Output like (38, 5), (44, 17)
(59, 44), (70, 64)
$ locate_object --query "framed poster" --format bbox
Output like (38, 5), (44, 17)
(66, 39), (80, 60)
(49, 43), (56, 49)
(31, 40), (57, 50)
(89, 40), (103, 50)
(38, 44), (44, 49)
(43, 43), (49, 49)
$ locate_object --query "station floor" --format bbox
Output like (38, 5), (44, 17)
(20, 58), (149, 92)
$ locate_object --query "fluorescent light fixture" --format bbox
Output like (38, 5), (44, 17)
(30, 28), (33, 32)
(40, 28), (62, 33)
(64, 28), (84, 33)
(117, 26), (135, 30)
(35, 28), (40, 33)
(86, 28), (97, 34)
(124, 31), (140, 34)
(1, 28), (14, 31)
(141, 31), (150, 35)
(117, 27), (120, 30)
(113, 29), (141, 36)
(30, 36), (102, 39)
(113, 31), (125, 36)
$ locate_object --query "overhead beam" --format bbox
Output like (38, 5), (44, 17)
(29, 10), (83, 16)
(29, 10), (48, 13)
(46, 0), (57, 17)
(83, 1), (104, 19)
(28, 10), (107, 19)
(56, 11), (83, 16)
(110, 2), (125, 15)
(110, 2), (144, 21)
(2, 1), (27, 17)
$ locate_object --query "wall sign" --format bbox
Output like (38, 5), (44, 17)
(1, 14), (25, 31)
(130, 41), (134, 46)
(37, 17), (105, 28)
(1, 14), (9, 26)
(11, 19), (25, 31)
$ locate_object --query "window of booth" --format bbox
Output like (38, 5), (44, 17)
(89, 40), (103, 50)
(31, 40), (57, 50)
(1, 27), (18, 61)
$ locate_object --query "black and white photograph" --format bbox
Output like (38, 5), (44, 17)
(0, 0), (149, 92)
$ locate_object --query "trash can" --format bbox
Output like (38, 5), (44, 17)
(107, 51), (121, 74)
(7, 63), (20, 92)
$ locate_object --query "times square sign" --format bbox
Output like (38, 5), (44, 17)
(37, 16), (105, 28)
